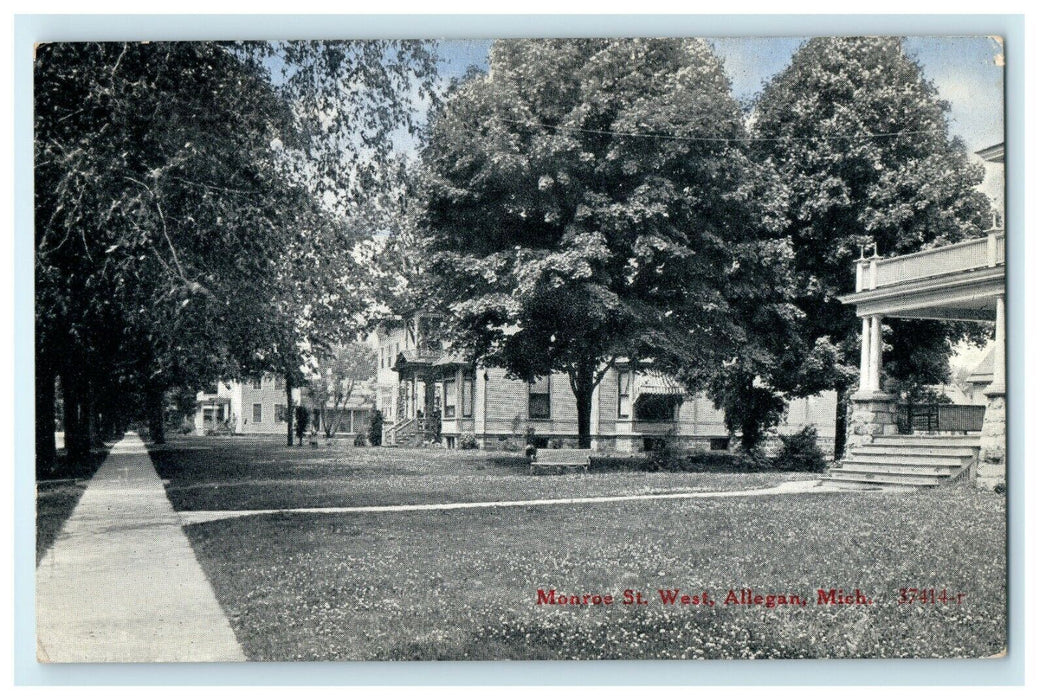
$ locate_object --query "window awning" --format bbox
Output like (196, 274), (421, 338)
(635, 373), (686, 397)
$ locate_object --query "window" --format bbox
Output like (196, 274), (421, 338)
(529, 376), (551, 419)
(462, 378), (474, 418)
(252, 403), (263, 422)
(635, 395), (677, 421)
(444, 379), (457, 418)
(618, 371), (631, 418)
(252, 377), (262, 390)
(710, 437), (730, 451)
(275, 404), (286, 423)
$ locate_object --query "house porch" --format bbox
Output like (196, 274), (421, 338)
(838, 232), (1006, 488)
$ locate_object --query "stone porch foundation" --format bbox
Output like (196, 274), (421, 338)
(977, 392), (1006, 489)
(845, 394), (898, 455)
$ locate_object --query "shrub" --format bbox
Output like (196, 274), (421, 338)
(774, 426), (827, 473)
(497, 437), (521, 452)
(685, 450), (774, 472)
(646, 430), (690, 471)
(353, 433), (367, 447)
(460, 432), (478, 450)
(368, 410), (383, 447)
(589, 456), (651, 473)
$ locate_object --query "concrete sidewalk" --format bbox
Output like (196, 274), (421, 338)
(179, 478), (859, 526)
(36, 433), (245, 662)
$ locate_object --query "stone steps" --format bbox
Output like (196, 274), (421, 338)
(823, 471), (943, 488)
(823, 434), (979, 489)
(873, 435), (981, 448)
(834, 462), (961, 477)
(853, 445), (978, 458)
(844, 453), (966, 467)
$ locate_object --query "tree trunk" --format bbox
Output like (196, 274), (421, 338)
(739, 421), (761, 453)
(571, 371), (594, 449)
(833, 382), (849, 459)
(87, 392), (104, 448)
(147, 385), (166, 444)
(61, 364), (90, 463)
(285, 373), (294, 447)
(35, 350), (57, 477)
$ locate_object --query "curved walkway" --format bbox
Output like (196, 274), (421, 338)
(178, 477), (858, 526)
(36, 433), (245, 662)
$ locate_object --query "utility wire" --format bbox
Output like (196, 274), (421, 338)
(495, 117), (943, 143)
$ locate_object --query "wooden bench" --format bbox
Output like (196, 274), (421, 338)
(530, 448), (591, 475)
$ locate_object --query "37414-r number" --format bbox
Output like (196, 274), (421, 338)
(898, 588), (966, 605)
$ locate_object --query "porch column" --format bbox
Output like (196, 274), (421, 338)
(978, 294), (1006, 489)
(856, 314), (885, 396)
(985, 296), (1006, 395)
(859, 316), (871, 392)
(847, 314), (896, 455)
(868, 314), (884, 393)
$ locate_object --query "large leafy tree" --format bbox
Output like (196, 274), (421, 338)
(423, 38), (788, 448)
(751, 37), (993, 454)
(35, 40), (439, 471)
(36, 42), (301, 469)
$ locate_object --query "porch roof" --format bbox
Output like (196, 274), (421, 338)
(434, 351), (471, 367)
(392, 347), (441, 370)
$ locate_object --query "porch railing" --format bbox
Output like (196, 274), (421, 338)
(418, 415), (441, 441)
(387, 418), (416, 445)
(856, 233), (1004, 292)
(896, 404), (985, 435)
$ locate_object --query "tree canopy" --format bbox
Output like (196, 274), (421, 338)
(34, 40), (439, 470)
(422, 38), (795, 447)
(751, 37), (993, 451)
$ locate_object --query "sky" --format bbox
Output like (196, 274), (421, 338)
(430, 36), (1005, 154)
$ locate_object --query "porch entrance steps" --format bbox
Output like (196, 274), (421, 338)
(387, 417), (422, 446)
(823, 434), (980, 489)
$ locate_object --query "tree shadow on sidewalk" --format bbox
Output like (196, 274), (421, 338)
(36, 446), (111, 565)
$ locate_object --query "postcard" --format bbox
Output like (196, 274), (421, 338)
(33, 34), (1007, 662)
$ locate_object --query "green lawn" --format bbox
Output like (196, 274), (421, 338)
(184, 485), (1005, 660)
(151, 435), (805, 511)
(160, 437), (1007, 661)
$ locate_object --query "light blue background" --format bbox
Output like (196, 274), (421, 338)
(14, 13), (1025, 686)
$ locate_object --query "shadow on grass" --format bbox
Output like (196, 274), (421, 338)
(36, 446), (111, 565)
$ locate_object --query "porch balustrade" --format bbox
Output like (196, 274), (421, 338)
(896, 404), (986, 435)
(855, 233), (1004, 292)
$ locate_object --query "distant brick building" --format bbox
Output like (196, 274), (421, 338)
(372, 313), (837, 454)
